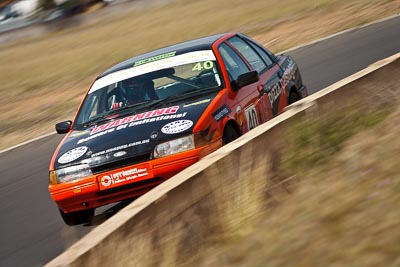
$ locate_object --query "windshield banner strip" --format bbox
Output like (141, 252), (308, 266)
(89, 50), (216, 94)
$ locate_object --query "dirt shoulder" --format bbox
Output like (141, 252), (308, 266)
(1, 0), (399, 151)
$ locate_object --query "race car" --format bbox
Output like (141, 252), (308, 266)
(49, 32), (308, 225)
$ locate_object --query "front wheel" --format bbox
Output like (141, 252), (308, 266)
(222, 125), (239, 145)
(59, 208), (95, 226)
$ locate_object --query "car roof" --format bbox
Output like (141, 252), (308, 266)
(98, 33), (229, 78)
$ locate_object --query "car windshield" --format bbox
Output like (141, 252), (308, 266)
(74, 50), (223, 128)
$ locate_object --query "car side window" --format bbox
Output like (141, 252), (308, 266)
(218, 43), (250, 82)
(227, 36), (267, 73)
(246, 40), (275, 67)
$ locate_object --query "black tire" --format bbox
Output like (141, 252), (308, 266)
(59, 208), (95, 226)
(288, 91), (301, 104)
(222, 125), (239, 145)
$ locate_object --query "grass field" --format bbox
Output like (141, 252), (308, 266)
(193, 105), (400, 267)
(0, 0), (398, 150)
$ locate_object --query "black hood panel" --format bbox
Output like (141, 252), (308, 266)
(54, 96), (214, 169)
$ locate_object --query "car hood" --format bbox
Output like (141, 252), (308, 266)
(53, 95), (215, 170)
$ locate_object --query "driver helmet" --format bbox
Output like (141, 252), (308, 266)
(121, 76), (147, 100)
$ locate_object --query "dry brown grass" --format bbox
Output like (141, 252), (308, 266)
(1, 0), (399, 150)
(193, 105), (400, 267)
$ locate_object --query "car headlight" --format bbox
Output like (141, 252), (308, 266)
(154, 135), (195, 158)
(49, 164), (92, 184)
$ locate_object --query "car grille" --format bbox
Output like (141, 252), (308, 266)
(91, 153), (151, 174)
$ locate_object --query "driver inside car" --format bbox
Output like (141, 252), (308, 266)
(110, 76), (158, 109)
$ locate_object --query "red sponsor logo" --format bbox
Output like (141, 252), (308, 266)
(91, 106), (179, 135)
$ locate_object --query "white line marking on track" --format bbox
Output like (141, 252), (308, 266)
(0, 132), (56, 154)
(278, 13), (400, 54)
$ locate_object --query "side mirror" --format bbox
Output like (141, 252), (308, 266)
(232, 71), (259, 91)
(55, 120), (72, 134)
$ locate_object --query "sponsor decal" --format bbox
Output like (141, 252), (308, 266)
(266, 82), (283, 105)
(90, 139), (150, 158)
(134, 51), (177, 67)
(126, 112), (187, 128)
(280, 59), (297, 89)
(90, 50), (216, 93)
(161, 120), (193, 134)
(58, 146), (88, 164)
(78, 128), (115, 144)
(101, 175), (112, 187)
(77, 111), (188, 144)
(244, 104), (259, 130)
(100, 167), (150, 188)
(212, 105), (231, 122)
(113, 151), (127, 158)
(183, 99), (211, 107)
(150, 131), (158, 139)
(90, 106), (180, 135)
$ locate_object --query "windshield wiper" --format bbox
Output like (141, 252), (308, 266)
(106, 101), (148, 116)
(184, 86), (221, 95)
(83, 116), (112, 128)
(143, 96), (179, 109)
(146, 87), (221, 109)
(82, 101), (149, 127)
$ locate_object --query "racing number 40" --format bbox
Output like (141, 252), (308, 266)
(192, 61), (214, 71)
(245, 105), (259, 130)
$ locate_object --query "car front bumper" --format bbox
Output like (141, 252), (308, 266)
(49, 142), (220, 213)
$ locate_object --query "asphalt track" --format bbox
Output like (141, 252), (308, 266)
(0, 15), (399, 267)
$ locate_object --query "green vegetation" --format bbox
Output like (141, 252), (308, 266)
(282, 108), (391, 174)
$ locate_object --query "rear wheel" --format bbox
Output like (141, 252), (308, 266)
(288, 91), (301, 104)
(222, 125), (239, 145)
(59, 208), (95, 226)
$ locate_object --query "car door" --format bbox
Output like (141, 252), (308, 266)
(217, 42), (263, 133)
(227, 36), (286, 119)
